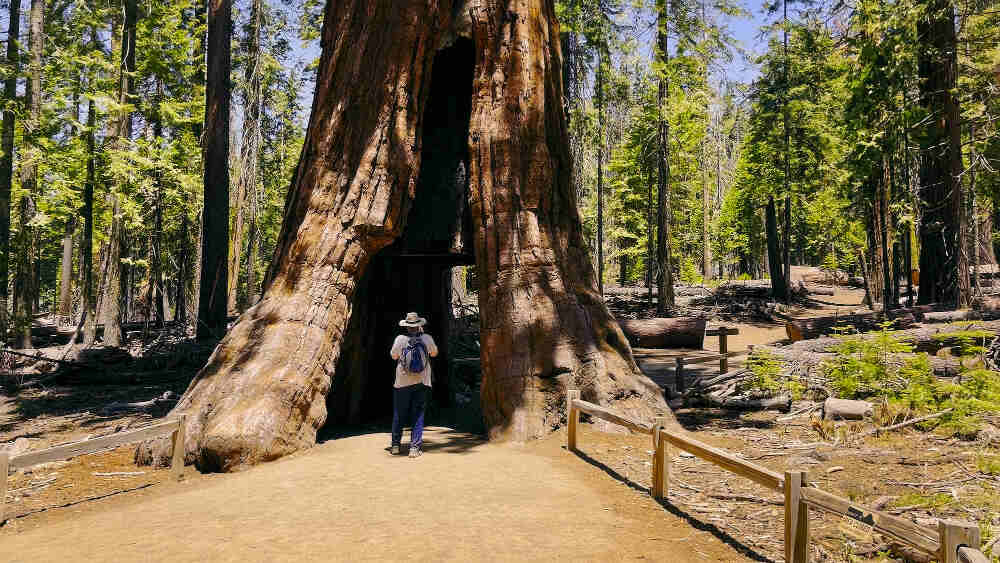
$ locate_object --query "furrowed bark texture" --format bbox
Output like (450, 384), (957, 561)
(139, 0), (667, 470)
(466, 0), (667, 440)
(196, 0), (231, 339)
(15, 0), (44, 348)
(140, 0), (454, 471)
(916, 0), (966, 307)
(0, 0), (20, 338)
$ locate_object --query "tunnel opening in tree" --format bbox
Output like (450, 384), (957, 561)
(326, 37), (476, 426)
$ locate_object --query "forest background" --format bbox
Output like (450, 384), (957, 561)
(0, 0), (997, 347)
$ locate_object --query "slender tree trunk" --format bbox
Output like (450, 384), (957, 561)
(715, 115), (723, 279)
(13, 0), (43, 348)
(81, 81), (97, 345)
(147, 89), (165, 327)
(905, 221), (914, 307)
(656, 0), (674, 311)
(916, 0), (967, 306)
(175, 213), (190, 323)
(197, 0), (231, 339)
(646, 171), (653, 304)
(782, 196), (791, 285)
(702, 147), (711, 281)
(781, 0), (791, 289)
(98, 0), (137, 347)
(867, 196), (884, 307)
(140, 0), (667, 472)
(0, 0), (21, 340)
(58, 218), (74, 317)
(230, 0), (263, 313)
(596, 55), (605, 295)
(766, 197), (787, 301)
(880, 172), (893, 311)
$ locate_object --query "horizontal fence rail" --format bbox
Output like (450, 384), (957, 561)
(565, 392), (988, 563)
(673, 326), (742, 391)
(1, 415), (186, 523)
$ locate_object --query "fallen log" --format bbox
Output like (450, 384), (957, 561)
(701, 392), (792, 412)
(772, 321), (1000, 355)
(823, 398), (873, 420)
(806, 286), (835, 296)
(786, 312), (915, 342)
(619, 317), (706, 349)
(923, 310), (981, 323)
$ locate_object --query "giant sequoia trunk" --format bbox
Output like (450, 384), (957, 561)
(139, 0), (668, 472)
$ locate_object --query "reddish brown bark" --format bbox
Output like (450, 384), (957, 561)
(916, 0), (967, 307)
(139, 0), (667, 471)
(619, 318), (706, 349)
(468, 1), (665, 439)
(196, 0), (231, 339)
(0, 0), (20, 338)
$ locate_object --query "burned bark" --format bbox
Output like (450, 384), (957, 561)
(139, 0), (667, 471)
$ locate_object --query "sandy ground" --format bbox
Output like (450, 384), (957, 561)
(2, 427), (755, 562)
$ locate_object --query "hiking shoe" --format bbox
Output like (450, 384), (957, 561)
(408, 447), (422, 458)
(390, 445), (400, 455)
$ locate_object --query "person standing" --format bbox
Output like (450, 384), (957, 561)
(390, 312), (438, 458)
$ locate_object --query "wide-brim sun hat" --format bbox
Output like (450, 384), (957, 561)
(399, 312), (427, 327)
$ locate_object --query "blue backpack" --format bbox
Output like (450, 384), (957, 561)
(401, 336), (428, 374)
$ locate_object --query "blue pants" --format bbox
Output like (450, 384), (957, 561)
(392, 384), (428, 449)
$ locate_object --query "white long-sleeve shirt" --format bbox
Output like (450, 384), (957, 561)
(390, 333), (438, 388)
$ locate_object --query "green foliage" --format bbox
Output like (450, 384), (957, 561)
(976, 453), (1000, 476)
(2, 0), (309, 318)
(743, 349), (804, 399)
(931, 330), (992, 357)
(822, 328), (1000, 436)
(890, 492), (953, 510)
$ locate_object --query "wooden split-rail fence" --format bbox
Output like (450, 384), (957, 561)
(565, 391), (989, 563)
(673, 326), (742, 392)
(0, 415), (187, 523)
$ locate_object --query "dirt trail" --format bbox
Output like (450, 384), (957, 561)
(3, 427), (758, 562)
(1, 287), (878, 562)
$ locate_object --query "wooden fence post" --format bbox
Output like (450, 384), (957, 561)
(938, 520), (980, 563)
(567, 390), (580, 452)
(784, 470), (810, 563)
(651, 417), (667, 500)
(0, 450), (8, 523)
(171, 415), (187, 481)
(675, 358), (685, 392)
(719, 327), (729, 374)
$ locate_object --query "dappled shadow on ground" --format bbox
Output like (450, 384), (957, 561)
(319, 424), (486, 456)
(571, 448), (773, 563)
(418, 427), (486, 454)
(675, 408), (775, 432)
(0, 371), (196, 441)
